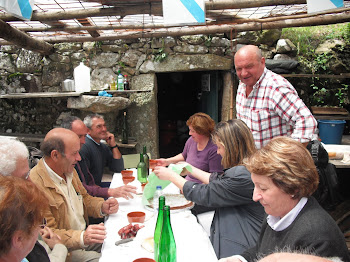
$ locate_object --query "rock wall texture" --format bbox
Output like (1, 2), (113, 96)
(0, 30), (348, 156)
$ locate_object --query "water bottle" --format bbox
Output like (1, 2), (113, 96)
(158, 205), (176, 262)
(74, 62), (91, 93)
(154, 195), (165, 261)
(117, 71), (124, 90)
(153, 186), (163, 214)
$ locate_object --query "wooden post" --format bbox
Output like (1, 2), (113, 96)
(0, 19), (53, 55)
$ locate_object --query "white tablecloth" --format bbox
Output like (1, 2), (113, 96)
(100, 169), (218, 262)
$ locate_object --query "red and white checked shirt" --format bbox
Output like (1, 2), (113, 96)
(236, 68), (317, 149)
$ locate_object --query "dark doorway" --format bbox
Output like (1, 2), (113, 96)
(157, 71), (222, 158)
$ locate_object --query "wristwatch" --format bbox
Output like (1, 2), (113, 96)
(110, 144), (118, 149)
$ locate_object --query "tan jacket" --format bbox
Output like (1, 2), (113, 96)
(30, 158), (105, 251)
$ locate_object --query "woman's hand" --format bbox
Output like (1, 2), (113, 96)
(154, 166), (187, 191)
(40, 226), (63, 249)
(153, 166), (176, 180)
(156, 158), (169, 167)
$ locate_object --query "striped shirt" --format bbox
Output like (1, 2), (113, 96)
(236, 68), (317, 149)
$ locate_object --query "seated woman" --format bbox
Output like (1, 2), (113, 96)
(219, 137), (350, 262)
(156, 112), (223, 183)
(154, 119), (265, 259)
(0, 176), (48, 262)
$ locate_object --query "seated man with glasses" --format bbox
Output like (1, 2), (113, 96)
(0, 137), (68, 262)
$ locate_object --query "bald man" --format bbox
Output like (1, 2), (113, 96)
(234, 45), (316, 149)
(29, 128), (119, 262)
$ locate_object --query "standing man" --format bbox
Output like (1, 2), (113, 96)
(0, 137), (68, 262)
(29, 128), (119, 262)
(61, 115), (136, 199)
(234, 45), (317, 148)
(80, 114), (124, 186)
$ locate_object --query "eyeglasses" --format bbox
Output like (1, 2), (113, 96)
(39, 217), (47, 229)
(25, 171), (30, 180)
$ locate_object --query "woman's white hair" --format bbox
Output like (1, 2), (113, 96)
(0, 137), (29, 176)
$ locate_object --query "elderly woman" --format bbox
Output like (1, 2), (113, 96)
(219, 137), (350, 262)
(157, 112), (223, 184)
(154, 119), (265, 258)
(0, 176), (48, 262)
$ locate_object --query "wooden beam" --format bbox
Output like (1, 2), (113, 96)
(18, 6), (349, 34)
(13, 12), (348, 43)
(0, 19), (53, 55)
(0, 0), (307, 22)
(77, 18), (100, 37)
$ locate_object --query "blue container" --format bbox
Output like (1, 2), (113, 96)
(318, 120), (346, 144)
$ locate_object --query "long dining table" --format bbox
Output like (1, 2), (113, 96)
(99, 168), (218, 262)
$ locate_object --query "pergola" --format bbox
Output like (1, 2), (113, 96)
(0, 0), (349, 55)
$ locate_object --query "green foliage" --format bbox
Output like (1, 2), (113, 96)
(7, 72), (23, 84)
(203, 35), (213, 47)
(281, 23), (350, 56)
(94, 41), (102, 49)
(118, 61), (126, 68)
(336, 84), (349, 108)
(311, 80), (349, 108)
(312, 83), (330, 106)
(153, 48), (168, 62)
(314, 52), (332, 73)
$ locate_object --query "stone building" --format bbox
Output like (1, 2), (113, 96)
(0, 30), (317, 158)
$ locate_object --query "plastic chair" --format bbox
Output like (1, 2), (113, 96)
(123, 153), (151, 169)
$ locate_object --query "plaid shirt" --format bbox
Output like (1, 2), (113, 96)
(236, 68), (317, 149)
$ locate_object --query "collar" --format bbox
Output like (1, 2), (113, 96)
(43, 158), (73, 185)
(86, 134), (100, 145)
(267, 197), (308, 231)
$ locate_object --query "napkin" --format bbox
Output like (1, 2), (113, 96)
(141, 163), (192, 206)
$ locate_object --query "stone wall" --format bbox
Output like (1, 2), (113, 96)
(2, 29), (342, 156)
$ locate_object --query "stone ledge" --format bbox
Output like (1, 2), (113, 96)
(67, 95), (131, 113)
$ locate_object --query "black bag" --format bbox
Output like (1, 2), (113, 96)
(307, 140), (342, 210)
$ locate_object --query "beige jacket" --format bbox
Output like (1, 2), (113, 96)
(30, 158), (105, 251)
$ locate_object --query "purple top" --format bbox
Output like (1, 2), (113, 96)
(182, 137), (223, 184)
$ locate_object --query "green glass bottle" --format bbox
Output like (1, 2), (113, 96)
(121, 111), (128, 144)
(154, 195), (165, 262)
(143, 145), (150, 176)
(137, 153), (147, 184)
(158, 205), (176, 262)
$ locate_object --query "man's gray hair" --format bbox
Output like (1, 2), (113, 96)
(61, 115), (81, 130)
(0, 137), (29, 176)
(84, 114), (104, 129)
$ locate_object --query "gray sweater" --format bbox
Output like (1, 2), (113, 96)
(183, 165), (265, 259)
(241, 197), (350, 262)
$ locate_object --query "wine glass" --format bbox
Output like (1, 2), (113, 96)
(122, 175), (135, 185)
(149, 159), (158, 171)
(121, 170), (135, 185)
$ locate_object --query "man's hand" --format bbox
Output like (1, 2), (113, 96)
(105, 132), (117, 147)
(83, 223), (106, 246)
(101, 197), (119, 215)
(40, 226), (63, 249)
(108, 185), (137, 200)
